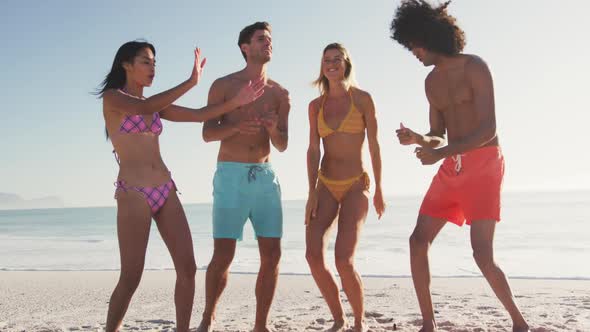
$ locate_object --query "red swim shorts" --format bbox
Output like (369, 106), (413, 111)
(419, 146), (505, 226)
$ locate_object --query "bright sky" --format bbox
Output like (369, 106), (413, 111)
(1, 0), (588, 207)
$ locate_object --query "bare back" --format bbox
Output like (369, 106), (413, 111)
(426, 54), (499, 148)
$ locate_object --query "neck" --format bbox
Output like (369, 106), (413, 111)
(122, 81), (144, 97)
(433, 53), (459, 69)
(243, 62), (268, 82)
(327, 80), (349, 97)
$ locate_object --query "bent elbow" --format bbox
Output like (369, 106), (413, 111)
(202, 130), (213, 142)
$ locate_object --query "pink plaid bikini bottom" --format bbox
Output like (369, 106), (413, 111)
(114, 178), (177, 215)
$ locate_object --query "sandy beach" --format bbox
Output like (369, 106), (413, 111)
(0, 271), (588, 331)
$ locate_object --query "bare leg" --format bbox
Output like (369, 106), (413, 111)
(334, 186), (369, 332)
(196, 238), (236, 332)
(105, 191), (152, 332)
(409, 215), (447, 332)
(153, 192), (197, 332)
(253, 237), (281, 332)
(470, 220), (529, 332)
(305, 184), (346, 332)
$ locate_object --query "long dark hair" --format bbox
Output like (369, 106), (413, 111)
(96, 40), (156, 138)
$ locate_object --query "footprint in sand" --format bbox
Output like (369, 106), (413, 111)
(476, 306), (495, 311)
(146, 319), (175, 325)
(376, 317), (394, 324)
(436, 321), (455, 328)
(408, 319), (422, 326)
(365, 311), (384, 318)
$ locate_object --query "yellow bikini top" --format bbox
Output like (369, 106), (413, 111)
(317, 90), (365, 138)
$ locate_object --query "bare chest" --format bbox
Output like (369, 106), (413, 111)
(224, 89), (279, 122)
(428, 69), (473, 112)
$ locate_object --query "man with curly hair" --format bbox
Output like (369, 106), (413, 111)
(390, 1), (529, 331)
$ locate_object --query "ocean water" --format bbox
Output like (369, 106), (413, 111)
(0, 191), (588, 279)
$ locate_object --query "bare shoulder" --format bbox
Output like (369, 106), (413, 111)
(464, 54), (491, 74)
(267, 79), (289, 97)
(424, 69), (438, 91)
(309, 96), (322, 112)
(211, 72), (240, 90)
(102, 88), (123, 102)
(351, 87), (374, 110)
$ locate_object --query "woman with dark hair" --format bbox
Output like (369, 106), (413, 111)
(99, 41), (264, 332)
(391, 1), (529, 331)
(305, 43), (385, 332)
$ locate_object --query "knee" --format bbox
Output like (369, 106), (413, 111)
(118, 271), (143, 294)
(211, 250), (235, 270)
(261, 247), (281, 268)
(409, 231), (429, 255)
(335, 255), (354, 275)
(177, 259), (197, 282)
(305, 247), (325, 269)
(473, 248), (495, 272)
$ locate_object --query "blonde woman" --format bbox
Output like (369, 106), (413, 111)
(305, 43), (385, 332)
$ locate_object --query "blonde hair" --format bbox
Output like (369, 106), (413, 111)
(313, 43), (358, 95)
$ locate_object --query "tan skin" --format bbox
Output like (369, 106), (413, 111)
(102, 47), (263, 332)
(395, 48), (529, 332)
(197, 29), (289, 332)
(305, 48), (385, 332)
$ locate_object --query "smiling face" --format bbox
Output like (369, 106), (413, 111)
(123, 47), (156, 87)
(322, 48), (347, 82)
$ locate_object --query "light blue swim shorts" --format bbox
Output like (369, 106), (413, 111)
(212, 162), (283, 239)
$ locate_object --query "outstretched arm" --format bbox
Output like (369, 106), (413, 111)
(160, 79), (265, 122)
(103, 48), (204, 116)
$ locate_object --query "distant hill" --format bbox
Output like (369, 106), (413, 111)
(0, 193), (65, 210)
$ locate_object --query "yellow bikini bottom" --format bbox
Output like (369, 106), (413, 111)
(318, 170), (370, 203)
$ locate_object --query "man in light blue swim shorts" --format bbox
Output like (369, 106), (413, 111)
(196, 21), (290, 332)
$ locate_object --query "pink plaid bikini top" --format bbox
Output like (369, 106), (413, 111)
(119, 112), (163, 135)
(117, 89), (163, 135)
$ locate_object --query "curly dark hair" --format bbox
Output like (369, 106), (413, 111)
(390, 0), (465, 55)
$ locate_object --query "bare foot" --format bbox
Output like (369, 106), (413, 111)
(513, 324), (530, 332)
(195, 319), (213, 332)
(352, 321), (368, 332)
(252, 325), (272, 332)
(325, 319), (348, 332)
(418, 325), (436, 332)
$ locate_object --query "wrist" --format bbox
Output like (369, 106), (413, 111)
(228, 96), (241, 110)
(416, 133), (426, 146)
(438, 146), (448, 157)
(186, 78), (197, 88)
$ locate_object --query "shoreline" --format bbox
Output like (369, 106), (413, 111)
(1, 269), (589, 281)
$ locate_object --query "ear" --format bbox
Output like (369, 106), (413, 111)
(240, 43), (249, 56)
(122, 61), (132, 72)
